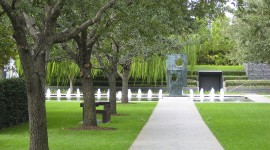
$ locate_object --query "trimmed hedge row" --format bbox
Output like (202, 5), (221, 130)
(0, 78), (28, 129)
(188, 71), (246, 76)
(226, 80), (270, 87)
(188, 75), (248, 81)
(223, 71), (246, 76)
(224, 76), (248, 81)
(188, 65), (244, 72)
(187, 80), (197, 86)
(188, 75), (197, 80)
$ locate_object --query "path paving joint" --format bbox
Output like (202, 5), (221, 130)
(129, 97), (223, 150)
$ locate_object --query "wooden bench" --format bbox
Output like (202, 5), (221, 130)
(80, 102), (111, 123)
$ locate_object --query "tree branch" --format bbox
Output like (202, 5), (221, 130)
(50, 0), (65, 21)
(11, 0), (17, 9)
(23, 12), (40, 41)
(53, 0), (116, 44)
(87, 16), (116, 48)
(73, 35), (82, 49)
(95, 52), (106, 71)
(60, 43), (77, 62)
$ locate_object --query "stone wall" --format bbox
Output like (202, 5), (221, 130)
(244, 63), (270, 80)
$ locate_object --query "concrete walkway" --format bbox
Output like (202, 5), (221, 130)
(246, 94), (270, 103)
(129, 97), (223, 150)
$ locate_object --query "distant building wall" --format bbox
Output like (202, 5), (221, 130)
(244, 63), (270, 80)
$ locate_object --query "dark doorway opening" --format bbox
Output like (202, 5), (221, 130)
(198, 71), (223, 91)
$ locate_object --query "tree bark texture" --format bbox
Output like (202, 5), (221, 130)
(17, 40), (49, 150)
(77, 28), (98, 126)
(5, 11), (50, 150)
(121, 67), (131, 103)
(108, 72), (117, 114)
(19, 37), (50, 150)
(81, 69), (97, 126)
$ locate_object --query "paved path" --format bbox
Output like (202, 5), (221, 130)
(246, 94), (270, 103)
(129, 97), (223, 150)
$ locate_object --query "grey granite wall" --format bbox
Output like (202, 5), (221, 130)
(244, 63), (270, 80)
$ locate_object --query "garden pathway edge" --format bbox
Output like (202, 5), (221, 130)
(129, 97), (223, 150)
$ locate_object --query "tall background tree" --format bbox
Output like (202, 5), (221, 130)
(0, 16), (16, 79)
(228, 0), (270, 63)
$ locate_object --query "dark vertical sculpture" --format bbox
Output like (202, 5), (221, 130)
(166, 54), (188, 96)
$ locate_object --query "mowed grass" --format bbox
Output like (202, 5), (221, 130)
(0, 101), (157, 150)
(196, 103), (270, 150)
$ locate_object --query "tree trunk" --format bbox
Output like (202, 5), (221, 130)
(27, 74), (49, 150)
(108, 73), (117, 114)
(121, 68), (131, 103)
(69, 79), (73, 93)
(17, 47), (49, 150)
(0, 66), (4, 79)
(81, 75), (97, 126)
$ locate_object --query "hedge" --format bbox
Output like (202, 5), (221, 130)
(225, 80), (270, 87)
(0, 78), (28, 129)
(188, 65), (245, 72)
(223, 76), (248, 81)
(222, 71), (246, 76)
(188, 71), (246, 76)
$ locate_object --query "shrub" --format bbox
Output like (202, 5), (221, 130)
(188, 71), (246, 76)
(224, 76), (248, 80)
(226, 80), (270, 87)
(188, 65), (245, 72)
(0, 78), (28, 129)
(188, 75), (197, 80)
(187, 80), (197, 86)
(223, 71), (246, 76)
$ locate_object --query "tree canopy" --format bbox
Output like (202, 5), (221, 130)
(228, 0), (270, 63)
(0, 16), (16, 67)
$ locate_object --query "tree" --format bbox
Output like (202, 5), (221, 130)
(94, 0), (194, 104)
(0, 0), (116, 149)
(0, 16), (16, 79)
(57, 0), (135, 119)
(47, 60), (79, 92)
(228, 0), (270, 63)
(95, 39), (119, 114)
(195, 16), (234, 65)
(95, 0), (235, 104)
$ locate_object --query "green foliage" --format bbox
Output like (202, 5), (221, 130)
(188, 65), (245, 71)
(46, 60), (80, 86)
(197, 103), (270, 150)
(192, 17), (234, 65)
(222, 71), (246, 76)
(228, 0), (270, 63)
(130, 57), (245, 84)
(0, 16), (16, 67)
(0, 79), (28, 129)
(226, 80), (270, 86)
(223, 76), (248, 80)
(0, 101), (157, 149)
(187, 80), (197, 87)
(130, 55), (166, 85)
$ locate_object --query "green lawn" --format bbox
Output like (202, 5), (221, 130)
(0, 101), (157, 150)
(196, 103), (270, 150)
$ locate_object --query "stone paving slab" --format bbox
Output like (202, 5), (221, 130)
(129, 97), (223, 150)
